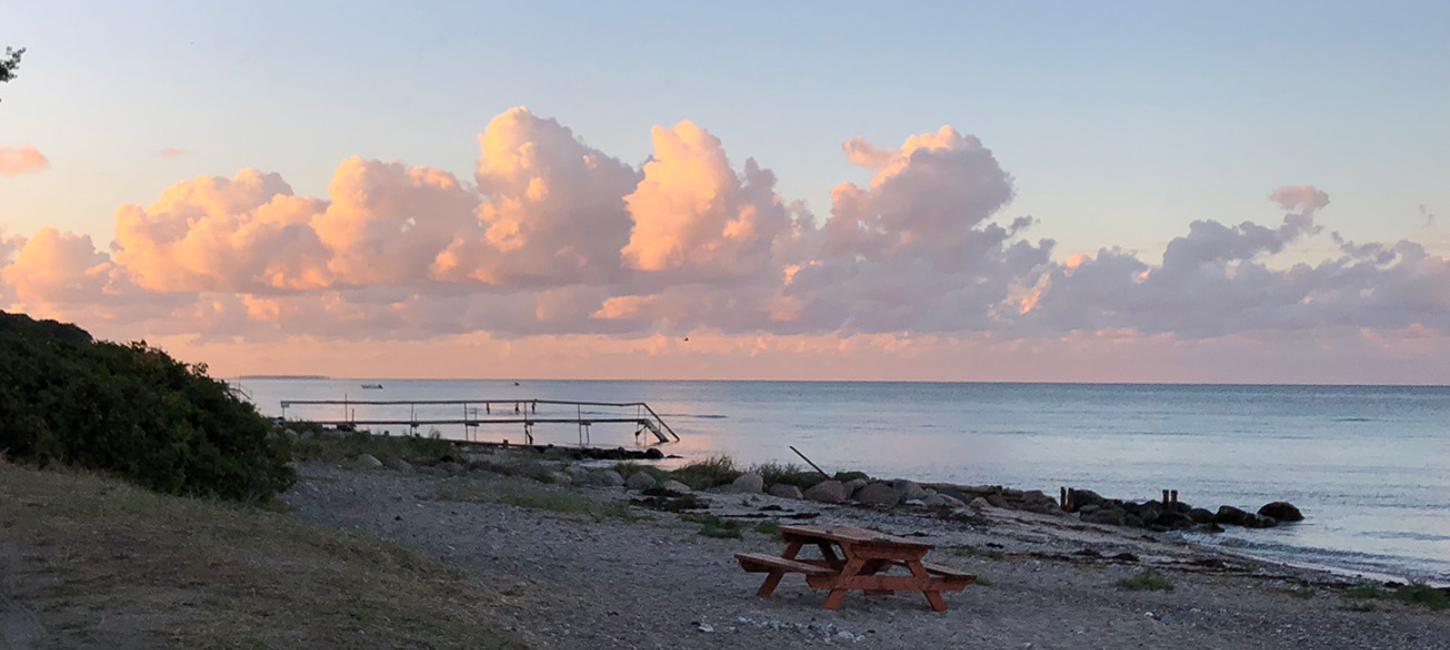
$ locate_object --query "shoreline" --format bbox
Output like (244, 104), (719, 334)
(281, 447), (1450, 648)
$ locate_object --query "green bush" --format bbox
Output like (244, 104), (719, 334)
(669, 455), (741, 489)
(752, 462), (824, 489)
(0, 311), (293, 501)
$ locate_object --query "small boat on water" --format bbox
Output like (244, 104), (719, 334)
(361, 383), (384, 390)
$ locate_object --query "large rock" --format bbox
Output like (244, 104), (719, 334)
(854, 482), (901, 507)
(968, 496), (992, 510)
(381, 456), (412, 472)
(1067, 488), (1108, 510)
(1155, 511), (1194, 529)
(625, 471), (658, 491)
(1257, 501), (1303, 522)
(767, 484), (804, 499)
(1244, 513), (1279, 529)
(893, 480), (928, 501)
(660, 479), (692, 494)
(922, 493), (964, 508)
(565, 465), (593, 482)
(1082, 508), (1126, 526)
(1214, 505), (1252, 526)
(1187, 508), (1215, 523)
(353, 453), (383, 469)
(1138, 502), (1163, 526)
(724, 473), (765, 493)
(843, 478), (869, 497)
(585, 470), (625, 487)
(804, 480), (848, 504)
(984, 493), (1010, 509)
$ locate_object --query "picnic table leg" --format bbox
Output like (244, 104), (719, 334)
(822, 557), (864, 610)
(906, 560), (948, 612)
(756, 539), (804, 598)
(816, 542), (844, 570)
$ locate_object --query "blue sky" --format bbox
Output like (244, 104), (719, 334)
(3, 1), (1447, 260)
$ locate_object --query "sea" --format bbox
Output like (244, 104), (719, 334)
(236, 378), (1450, 585)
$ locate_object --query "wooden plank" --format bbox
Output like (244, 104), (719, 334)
(780, 525), (932, 549)
(735, 553), (835, 576)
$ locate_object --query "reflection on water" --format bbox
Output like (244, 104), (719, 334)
(242, 378), (1450, 582)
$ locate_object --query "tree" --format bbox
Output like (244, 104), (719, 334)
(1, 47), (25, 102)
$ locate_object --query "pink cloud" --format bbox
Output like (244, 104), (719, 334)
(158, 147), (192, 158)
(0, 109), (1446, 382)
(0, 145), (49, 177)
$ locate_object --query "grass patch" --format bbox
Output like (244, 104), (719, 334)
(751, 462), (824, 489)
(0, 462), (525, 648)
(1344, 582), (1449, 611)
(612, 461), (670, 483)
(952, 545), (1005, 560)
(669, 455), (742, 489)
(973, 576), (993, 587)
(294, 429), (463, 466)
(1117, 569), (1175, 592)
(682, 512), (743, 539)
(753, 520), (783, 538)
(437, 480), (646, 523)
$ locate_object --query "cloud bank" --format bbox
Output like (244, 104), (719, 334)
(1, 108), (1446, 378)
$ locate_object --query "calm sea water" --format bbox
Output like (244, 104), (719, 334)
(238, 378), (1450, 583)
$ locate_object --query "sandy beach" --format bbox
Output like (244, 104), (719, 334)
(280, 450), (1450, 649)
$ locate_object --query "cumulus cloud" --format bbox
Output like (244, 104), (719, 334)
(0, 145), (49, 177)
(2, 111), (1446, 359)
(622, 121), (796, 281)
(111, 169), (330, 292)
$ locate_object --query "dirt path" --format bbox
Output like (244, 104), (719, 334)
(285, 463), (1450, 649)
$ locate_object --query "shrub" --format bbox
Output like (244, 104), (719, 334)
(669, 455), (741, 489)
(0, 311), (293, 501)
(752, 462), (824, 489)
(1117, 569), (1174, 592)
(1345, 582), (1448, 611)
(682, 512), (742, 538)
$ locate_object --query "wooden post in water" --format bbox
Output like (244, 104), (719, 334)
(1162, 489), (1170, 504)
(1170, 489), (1179, 504)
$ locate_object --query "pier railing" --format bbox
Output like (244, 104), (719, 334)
(277, 397), (681, 445)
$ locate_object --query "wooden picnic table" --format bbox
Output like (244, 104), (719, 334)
(735, 524), (975, 612)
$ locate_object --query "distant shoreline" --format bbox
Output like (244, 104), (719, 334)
(236, 374), (331, 380)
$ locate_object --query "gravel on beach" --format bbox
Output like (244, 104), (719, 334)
(284, 462), (1450, 649)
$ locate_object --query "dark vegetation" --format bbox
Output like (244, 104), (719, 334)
(1346, 582), (1449, 611)
(1117, 569), (1175, 592)
(0, 311), (293, 501)
(1, 45), (24, 101)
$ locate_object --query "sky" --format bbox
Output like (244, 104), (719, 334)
(1, 1), (1447, 382)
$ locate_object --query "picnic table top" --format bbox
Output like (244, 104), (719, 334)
(779, 524), (933, 549)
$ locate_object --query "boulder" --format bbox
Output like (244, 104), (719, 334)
(804, 480), (848, 504)
(1257, 501), (1303, 523)
(642, 447), (665, 459)
(381, 456), (412, 472)
(854, 482), (901, 507)
(1067, 488), (1108, 510)
(893, 480), (928, 501)
(565, 465), (592, 481)
(586, 470), (625, 487)
(984, 493), (1010, 509)
(660, 479), (692, 494)
(1155, 511), (1194, 529)
(724, 473), (765, 493)
(1138, 502), (1163, 525)
(1214, 505), (1252, 526)
(547, 471), (573, 485)
(1076, 504), (1102, 515)
(353, 453), (384, 469)
(767, 484), (804, 500)
(1082, 508), (1126, 526)
(922, 493), (965, 508)
(1187, 508), (1215, 524)
(843, 478), (869, 497)
(968, 496), (992, 510)
(1244, 513), (1278, 529)
(625, 471), (658, 491)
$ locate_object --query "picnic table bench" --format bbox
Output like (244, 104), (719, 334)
(735, 524), (975, 611)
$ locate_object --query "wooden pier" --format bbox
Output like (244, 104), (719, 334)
(278, 398), (681, 445)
